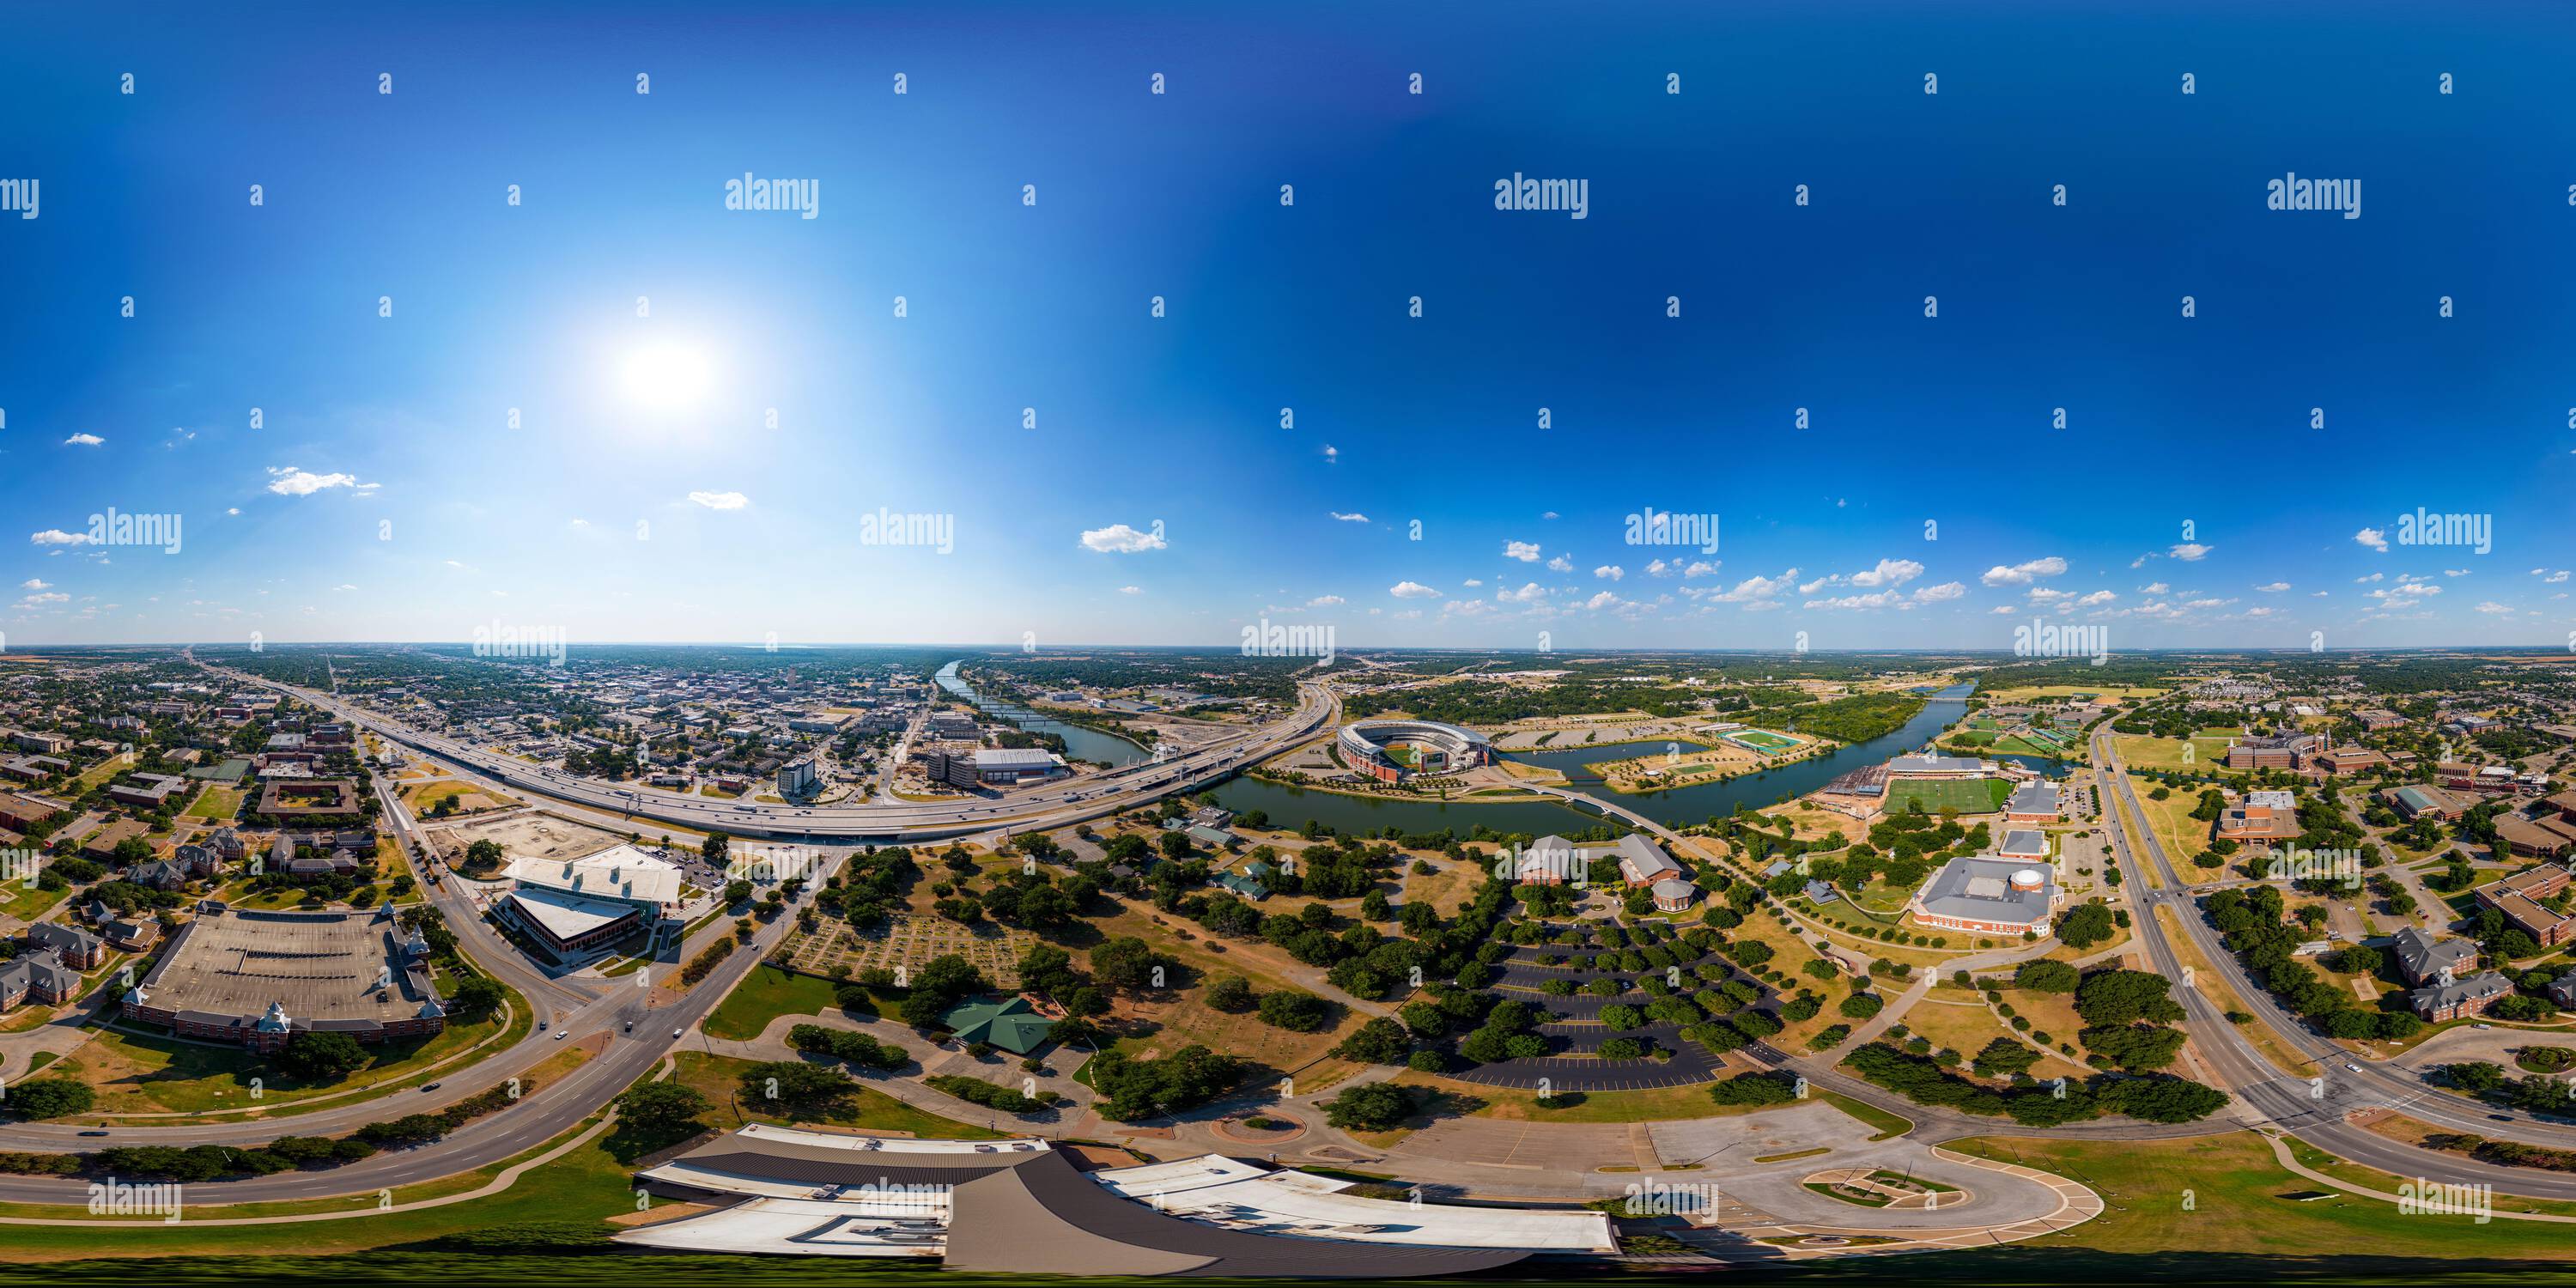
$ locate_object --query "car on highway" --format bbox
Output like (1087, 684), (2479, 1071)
(2344, 1062), (2361, 1073)
(421, 1082), (441, 1092)
(78, 1130), (109, 1137)
(538, 1019), (548, 1030)
(555, 1030), (568, 1041)
(671, 1029), (683, 1039)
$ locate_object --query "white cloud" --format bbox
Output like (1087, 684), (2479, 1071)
(226, 507), (240, 516)
(1540, 511), (1559, 520)
(1321, 444), (1339, 463)
(1583, 590), (1624, 611)
(2475, 600), (2512, 615)
(2138, 581), (2169, 594)
(2255, 581), (2289, 592)
(267, 465), (378, 496)
(2442, 568), (2469, 577)
(1915, 581), (1966, 603)
(1306, 594), (1344, 607)
(1712, 568), (1800, 605)
(685, 490), (750, 511)
(1442, 598), (1492, 617)
(1079, 523), (1166, 554)
(1461, 578), (1484, 587)
(1504, 541), (1541, 562)
(2542, 570), (2572, 584)
(1497, 581), (1549, 604)
(20, 579), (50, 591)
(1850, 558), (1924, 588)
(1981, 556), (2067, 586)
(1645, 559), (1674, 577)
(1683, 560), (1720, 578)
(2076, 589), (2117, 606)
(1990, 604), (2016, 615)
(1118, 585), (1143, 595)
(2168, 543), (2212, 561)
(331, 584), (356, 592)
(2028, 586), (2070, 603)
(1328, 512), (1369, 523)
(30, 529), (93, 546)
(2354, 572), (2383, 583)
(63, 433), (104, 447)
(17, 591), (68, 606)
(1388, 580), (1442, 599)
(2353, 527), (2389, 552)
(1593, 565), (1624, 581)
(1546, 554), (1574, 573)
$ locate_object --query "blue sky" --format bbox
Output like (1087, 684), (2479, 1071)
(4, 0), (2575, 651)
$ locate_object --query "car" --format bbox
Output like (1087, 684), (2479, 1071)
(538, 1019), (548, 1030)
(2491, 1114), (2514, 1122)
(623, 1021), (633, 1031)
(671, 1029), (683, 1039)
(2344, 1062), (2361, 1073)
(78, 1130), (109, 1137)
(421, 1082), (442, 1092)
(554, 1030), (568, 1041)
(2474, 1023), (2492, 1030)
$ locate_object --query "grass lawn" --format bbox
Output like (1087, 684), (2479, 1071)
(1928, 1130), (2576, 1273)
(1383, 1069), (1774, 1124)
(56, 982), (528, 1120)
(2123, 778), (2218, 872)
(2113, 732), (2245, 775)
(669, 1050), (1009, 1138)
(2154, 904), (2307, 1077)
(701, 962), (856, 1042)
(401, 778), (518, 817)
(1816, 1089), (1911, 1139)
(0, 878), (72, 922)
(1083, 899), (1367, 1080)
(185, 784), (245, 820)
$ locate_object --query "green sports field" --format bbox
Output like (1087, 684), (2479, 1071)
(1883, 775), (2013, 816)
(1723, 728), (1803, 753)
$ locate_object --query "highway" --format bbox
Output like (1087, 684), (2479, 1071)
(2087, 726), (2576, 1199)
(0, 662), (1340, 1203)
(213, 662), (1339, 844)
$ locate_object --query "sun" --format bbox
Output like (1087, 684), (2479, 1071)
(620, 340), (716, 411)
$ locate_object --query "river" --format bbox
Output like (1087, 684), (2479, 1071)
(1215, 682), (2002, 838)
(936, 661), (1151, 768)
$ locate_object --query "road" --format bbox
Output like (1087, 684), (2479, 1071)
(207, 660), (1339, 845)
(2088, 727), (2576, 1199)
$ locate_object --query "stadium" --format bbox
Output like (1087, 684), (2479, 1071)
(1336, 719), (1496, 783)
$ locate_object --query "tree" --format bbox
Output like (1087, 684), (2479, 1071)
(2080, 1024), (2187, 1071)
(461, 839), (504, 871)
(1090, 937), (1165, 992)
(738, 1060), (854, 1117)
(2057, 902), (2116, 950)
(1971, 1037), (2041, 1078)
(447, 975), (504, 1021)
(614, 1081), (711, 1135)
(1335, 1017), (1412, 1065)
(1322, 1080), (1415, 1132)
(1255, 990), (1329, 1033)
(2075, 969), (2185, 1027)
(1, 1077), (95, 1120)
(1204, 974), (1255, 1012)
(2014, 959), (2079, 993)
(1707, 1072), (1797, 1106)
(277, 1030), (369, 1082)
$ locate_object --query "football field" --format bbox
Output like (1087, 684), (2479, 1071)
(1883, 776), (2012, 815)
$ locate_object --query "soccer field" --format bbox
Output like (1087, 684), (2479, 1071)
(1724, 729), (1802, 753)
(1883, 776), (2012, 816)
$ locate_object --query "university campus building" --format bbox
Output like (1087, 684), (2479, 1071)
(121, 907), (445, 1054)
(497, 842), (687, 959)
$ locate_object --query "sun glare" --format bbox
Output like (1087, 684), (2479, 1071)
(620, 341), (716, 411)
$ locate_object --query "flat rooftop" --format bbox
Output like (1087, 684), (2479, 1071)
(137, 909), (432, 1023)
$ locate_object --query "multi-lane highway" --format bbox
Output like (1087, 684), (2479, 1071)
(216, 662), (1339, 844)
(2088, 727), (2576, 1198)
